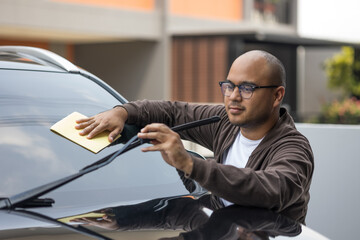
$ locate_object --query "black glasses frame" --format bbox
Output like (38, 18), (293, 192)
(219, 80), (279, 98)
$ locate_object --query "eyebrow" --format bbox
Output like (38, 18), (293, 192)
(226, 80), (256, 86)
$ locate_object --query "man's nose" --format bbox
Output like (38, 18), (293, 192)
(229, 87), (242, 100)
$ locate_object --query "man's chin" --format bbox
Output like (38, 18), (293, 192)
(228, 117), (245, 126)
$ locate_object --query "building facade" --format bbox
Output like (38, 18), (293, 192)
(0, 0), (354, 120)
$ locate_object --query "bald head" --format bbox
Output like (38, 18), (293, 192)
(233, 50), (286, 88)
(224, 50), (287, 137)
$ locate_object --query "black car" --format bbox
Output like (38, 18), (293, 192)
(0, 46), (329, 240)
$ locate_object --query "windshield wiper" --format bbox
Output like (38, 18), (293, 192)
(0, 116), (220, 210)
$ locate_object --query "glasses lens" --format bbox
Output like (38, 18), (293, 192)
(221, 83), (233, 96)
(239, 85), (253, 99)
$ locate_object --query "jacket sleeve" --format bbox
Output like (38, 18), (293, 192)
(122, 100), (226, 151)
(189, 135), (313, 221)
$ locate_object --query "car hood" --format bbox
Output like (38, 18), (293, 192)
(0, 195), (328, 240)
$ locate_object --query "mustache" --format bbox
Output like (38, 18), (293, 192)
(227, 102), (245, 109)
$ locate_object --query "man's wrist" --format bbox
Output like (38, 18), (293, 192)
(113, 105), (128, 122)
(183, 155), (194, 178)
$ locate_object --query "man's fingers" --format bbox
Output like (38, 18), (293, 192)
(109, 128), (121, 142)
(140, 123), (169, 133)
(140, 143), (163, 152)
(138, 131), (159, 139)
(75, 118), (94, 129)
(77, 123), (96, 136)
(75, 117), (92, 124)
(138, 123), (173, 141)
(77, 119), (121, 141)
(86, 124), (106, 139)
(74, 108), (127, 141)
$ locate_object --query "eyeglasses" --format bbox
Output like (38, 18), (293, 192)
(219, 80), (279, 99)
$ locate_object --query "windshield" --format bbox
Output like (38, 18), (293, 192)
(0, 69), (189, 208)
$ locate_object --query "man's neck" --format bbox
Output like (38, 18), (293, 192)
(240, 113), (279, 140)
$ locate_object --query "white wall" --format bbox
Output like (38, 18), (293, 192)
(297, 123), (360, 240)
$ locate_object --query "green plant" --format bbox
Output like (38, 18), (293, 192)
(324, 46), (360, 97)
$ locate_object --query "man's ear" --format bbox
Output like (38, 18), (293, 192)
(273, 86), (285, 108)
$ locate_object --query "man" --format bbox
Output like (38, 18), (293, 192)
(75, 50), (314, 223)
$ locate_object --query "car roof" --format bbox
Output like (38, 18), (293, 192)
(0, 46), (79, 73)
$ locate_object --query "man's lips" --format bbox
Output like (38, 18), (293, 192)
(228, 105), (245, 114)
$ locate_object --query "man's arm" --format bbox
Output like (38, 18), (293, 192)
(123, 100), (226, 150)
(75, 100), (223, 176)
(75, 100), (224, 147)
(189, 138), (313, 217)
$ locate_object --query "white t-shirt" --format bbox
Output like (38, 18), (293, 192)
(221, 132), (263, 206)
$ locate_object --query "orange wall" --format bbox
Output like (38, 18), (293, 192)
(52, 0), (154, 10)
(170, 0), (243, 21)
(53, 0), (242, 20)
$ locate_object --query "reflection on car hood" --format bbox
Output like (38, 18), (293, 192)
(0, 195), (328, 240)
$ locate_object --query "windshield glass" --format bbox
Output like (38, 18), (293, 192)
(0, 69), (189, 207)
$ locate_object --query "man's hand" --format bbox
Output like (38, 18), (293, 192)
(75, 106), (128, 142)
(137, 123), (193, 175)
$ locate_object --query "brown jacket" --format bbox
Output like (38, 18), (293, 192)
(123, 100), (314, 223)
